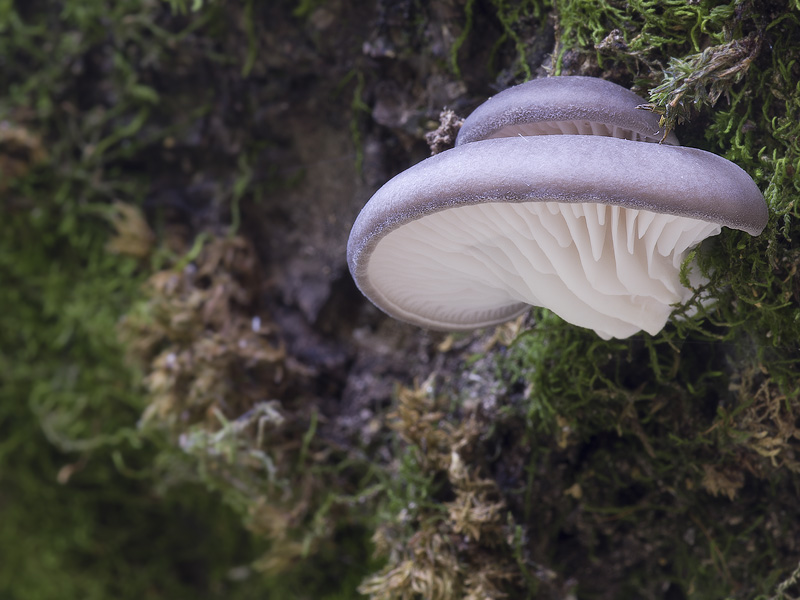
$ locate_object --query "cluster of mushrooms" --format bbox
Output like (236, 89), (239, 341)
(347, 76), (768, 339)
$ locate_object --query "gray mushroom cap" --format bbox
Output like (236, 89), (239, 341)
(456, 76), (679, 146)
(347, 135), (767, 338)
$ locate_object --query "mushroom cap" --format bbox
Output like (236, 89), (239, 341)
(456, 76), (679, 146)
(347, 135), (767, 338)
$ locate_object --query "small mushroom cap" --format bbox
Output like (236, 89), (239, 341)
(348, 136), (767, 337)
(456, 76), (679, 146)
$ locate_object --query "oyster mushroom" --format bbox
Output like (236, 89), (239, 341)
(347, 78), (767, 338)
(455, 75), (679, 145)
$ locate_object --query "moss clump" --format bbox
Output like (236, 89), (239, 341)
(494, 310), (800, 597)
(122, 236), (286, 431)
(554, 0), (749, 75)
(360, 378), (536, 600)
(122, 234), (377, 597)
(639, 32), (761, 139)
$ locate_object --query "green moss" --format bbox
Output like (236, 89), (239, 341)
(6, 0), (800, 597)
(554, 0), (745, 73)
(450, 0), (477, 77)
(497, 310), (800, 596)
(483, 2), (800, 596)
(451, 0), (551, 80)
(491, 0), (551, 79)
(0, 1), (283, 597)
(340, 68), (370, 175)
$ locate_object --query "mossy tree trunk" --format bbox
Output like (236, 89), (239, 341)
(2, 1), (800, 599)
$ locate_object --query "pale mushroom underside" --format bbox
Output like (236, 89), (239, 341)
(366, 201), (720, 339)
(483, 120), (666, 143)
